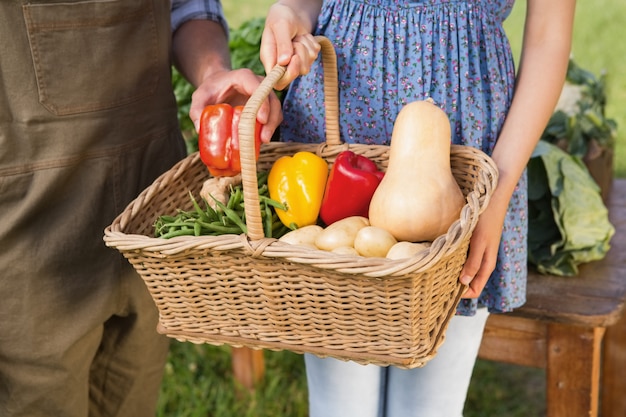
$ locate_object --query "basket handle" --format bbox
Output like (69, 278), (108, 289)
(239, 36), (340, 241)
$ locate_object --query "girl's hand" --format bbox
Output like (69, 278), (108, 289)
(260, 2), (322, 90)
(189, 68), (283, 143)
(459, 0), (576, 298)
(459, 192), (508, 298)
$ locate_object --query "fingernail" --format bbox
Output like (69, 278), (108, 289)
(460, 275), (472, 285)
(261, 128), (272, 143)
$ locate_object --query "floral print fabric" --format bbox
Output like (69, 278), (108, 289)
(280, 0), (526, 314)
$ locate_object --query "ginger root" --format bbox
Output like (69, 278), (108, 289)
(200, 174), (242, 210)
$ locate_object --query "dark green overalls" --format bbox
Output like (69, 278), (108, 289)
(0, 1), (186, 415)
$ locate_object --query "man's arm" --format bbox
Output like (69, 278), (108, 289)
(171, 1), (282, 142)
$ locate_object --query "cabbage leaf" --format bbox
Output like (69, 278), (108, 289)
(527, 141), (614, 275)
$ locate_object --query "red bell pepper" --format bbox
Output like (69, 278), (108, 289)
(198, 103), (262, 177)
(319, 150), (385, 225)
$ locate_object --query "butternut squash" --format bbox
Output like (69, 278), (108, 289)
(368, 99), (465, 242)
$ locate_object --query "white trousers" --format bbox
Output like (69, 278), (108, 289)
(305, 308), (490, 417)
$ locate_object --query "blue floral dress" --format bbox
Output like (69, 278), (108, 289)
(279, 0), (526, 315)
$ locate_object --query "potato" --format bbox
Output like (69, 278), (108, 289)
(331, 246), (360, 256)
(314, 216), (369, 251)
(278, 225), (324, 248)
(354, 226), (398, 257)
(386, 241), (431, 260)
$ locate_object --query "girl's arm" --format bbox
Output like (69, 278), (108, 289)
(461, 0), (576, 298)
(260, 0), (324, 90)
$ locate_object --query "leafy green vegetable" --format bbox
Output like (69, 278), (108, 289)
(541, 59), (617, 158)
(527, 141), (614, 276)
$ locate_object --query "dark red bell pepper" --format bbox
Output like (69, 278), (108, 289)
(319, 150), (385, 225)
(198, 103), (262, 177)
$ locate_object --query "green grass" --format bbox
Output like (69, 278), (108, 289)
(157, 344), (309, 417)
(157, 3), (621, 416)
(466, 360), (545, 417)
(157, 342), (545, 417)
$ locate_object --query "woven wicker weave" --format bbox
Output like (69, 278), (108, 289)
(104, 37), (498, 369)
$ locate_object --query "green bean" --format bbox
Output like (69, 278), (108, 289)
(158, 215), (178, 223)
(200, 198), (219, 222)
(154, 170), (289, 239)
(197, 220), (242, 234)
(159, 228), (197, 239)
(257, 184), (269, 196)
(259, 195), (287, 211)
(159, 221), (195, 228)
(189, 192), (211, 223)
(257, 171), (269, 188)
(227, 186), (241, 210)
(213, 199), (248, 233)
(263, 203), (273, 238)
(271, 213), (283, 231)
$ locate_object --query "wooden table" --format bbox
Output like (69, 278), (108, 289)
(231, 179), (626, 417)
(478, 178), (626, 417)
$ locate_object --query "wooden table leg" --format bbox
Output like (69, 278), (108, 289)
(602, 310), (626, 417)
(231, 347), (265, 391)
(546, 323), (605, 417)
(478, 314), (547, 368)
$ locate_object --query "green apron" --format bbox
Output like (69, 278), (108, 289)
(0, 1), (186, 415)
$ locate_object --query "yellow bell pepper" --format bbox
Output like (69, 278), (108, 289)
(268, 151), (329, 229)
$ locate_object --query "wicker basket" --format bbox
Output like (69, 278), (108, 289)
(104, 37), (498, 369)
